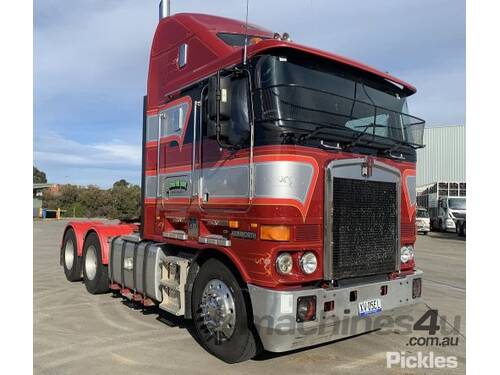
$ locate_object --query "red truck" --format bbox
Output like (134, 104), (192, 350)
(59, 1), (425, 363)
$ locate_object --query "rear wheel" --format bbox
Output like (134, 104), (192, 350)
(62, 229), (82, 281)
(191, 258), (261, 363)
(82, 232), (109, 294)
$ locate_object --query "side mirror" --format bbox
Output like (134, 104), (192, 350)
(207, 74), (232, 142)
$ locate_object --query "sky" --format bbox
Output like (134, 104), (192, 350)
(34, 0), (465, 187)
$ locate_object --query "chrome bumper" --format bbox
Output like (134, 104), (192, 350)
(248, 270), (423, 353)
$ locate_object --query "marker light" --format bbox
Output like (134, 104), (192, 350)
(260, 225), (291, 241)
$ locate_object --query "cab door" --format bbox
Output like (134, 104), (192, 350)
(199, 72), (252, 212)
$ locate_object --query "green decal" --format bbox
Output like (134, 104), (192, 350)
(167, 179), (188, 191)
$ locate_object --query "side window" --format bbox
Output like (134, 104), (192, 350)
(160, 103), (188, 138)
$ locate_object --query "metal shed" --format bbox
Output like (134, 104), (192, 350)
(416, 125), (466, 187)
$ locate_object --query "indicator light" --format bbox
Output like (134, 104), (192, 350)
(260, 225), (291, 241)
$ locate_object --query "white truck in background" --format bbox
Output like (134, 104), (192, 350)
(416, 181), (466, 232)
(416, 207), (430, 234)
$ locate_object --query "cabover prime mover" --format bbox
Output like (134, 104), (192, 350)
(60, 1), (425, 363)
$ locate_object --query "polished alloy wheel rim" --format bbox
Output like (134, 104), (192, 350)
(64, 240), (74, 270)
(85, 245), (98, 280)
(200, 279), (236, 340)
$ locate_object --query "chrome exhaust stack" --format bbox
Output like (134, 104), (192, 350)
(159, 0), (170, 21)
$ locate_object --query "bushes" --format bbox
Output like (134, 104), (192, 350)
(43, 180), (141, 220)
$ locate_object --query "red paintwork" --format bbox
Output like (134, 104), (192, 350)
(141, 13), (418, 288)
(142, 144), (417, 288)
(63, 13), (419, 290)
(64, 221), (137, 264)
(147, 13), (416, 110)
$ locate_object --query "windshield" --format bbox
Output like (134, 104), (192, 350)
(417, 210), (429, 218)
(417, 209), (429, 218)
(448, 198), (466, 210)
(252, 54), (425, 149)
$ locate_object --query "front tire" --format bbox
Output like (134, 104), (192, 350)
(62, 228), (82, 281)
(191, 258), (261, 363)
(82, 232), (109, 294)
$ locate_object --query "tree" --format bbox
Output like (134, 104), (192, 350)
(41, 179), (141, 220)
(79, 186), (113, 218)
(109, 180), (141, 221)
(33, 166), (47, 183)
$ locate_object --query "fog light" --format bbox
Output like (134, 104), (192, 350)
(412, 278), (422, 298)
(276, 252), (293, 275)
(296, 296), (316, 322)
(299, 252), (317, 274)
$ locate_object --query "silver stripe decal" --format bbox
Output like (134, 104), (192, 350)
(145, 175), (158, 198)
(145, 161), (314, 204)
(145, 172), (192, 199)
(254, 161), (313, 204)
(146, 115), (159, 142)
(202, 165), (250, 198)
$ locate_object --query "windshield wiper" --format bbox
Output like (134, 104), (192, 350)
(382, 140), (419, 160)
(297, 124), (352, 149)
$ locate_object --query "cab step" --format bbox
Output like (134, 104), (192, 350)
(162, 230), (188, 240)
(198, 234), (231, 247)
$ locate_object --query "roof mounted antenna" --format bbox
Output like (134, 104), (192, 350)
(159, 0), (170, 21)
(243, 0), (250, 65)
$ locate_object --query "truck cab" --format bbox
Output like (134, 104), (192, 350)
(437, 196), (466, 232)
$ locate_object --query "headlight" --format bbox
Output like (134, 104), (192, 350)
(299, 252), (317, 274)
(276, 252), (293, 274)
(400, 246), (414, 263)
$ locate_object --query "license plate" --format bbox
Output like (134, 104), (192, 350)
(358, 298), (382, 317)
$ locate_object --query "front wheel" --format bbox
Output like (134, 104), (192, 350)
(191, 258), (261, 363)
